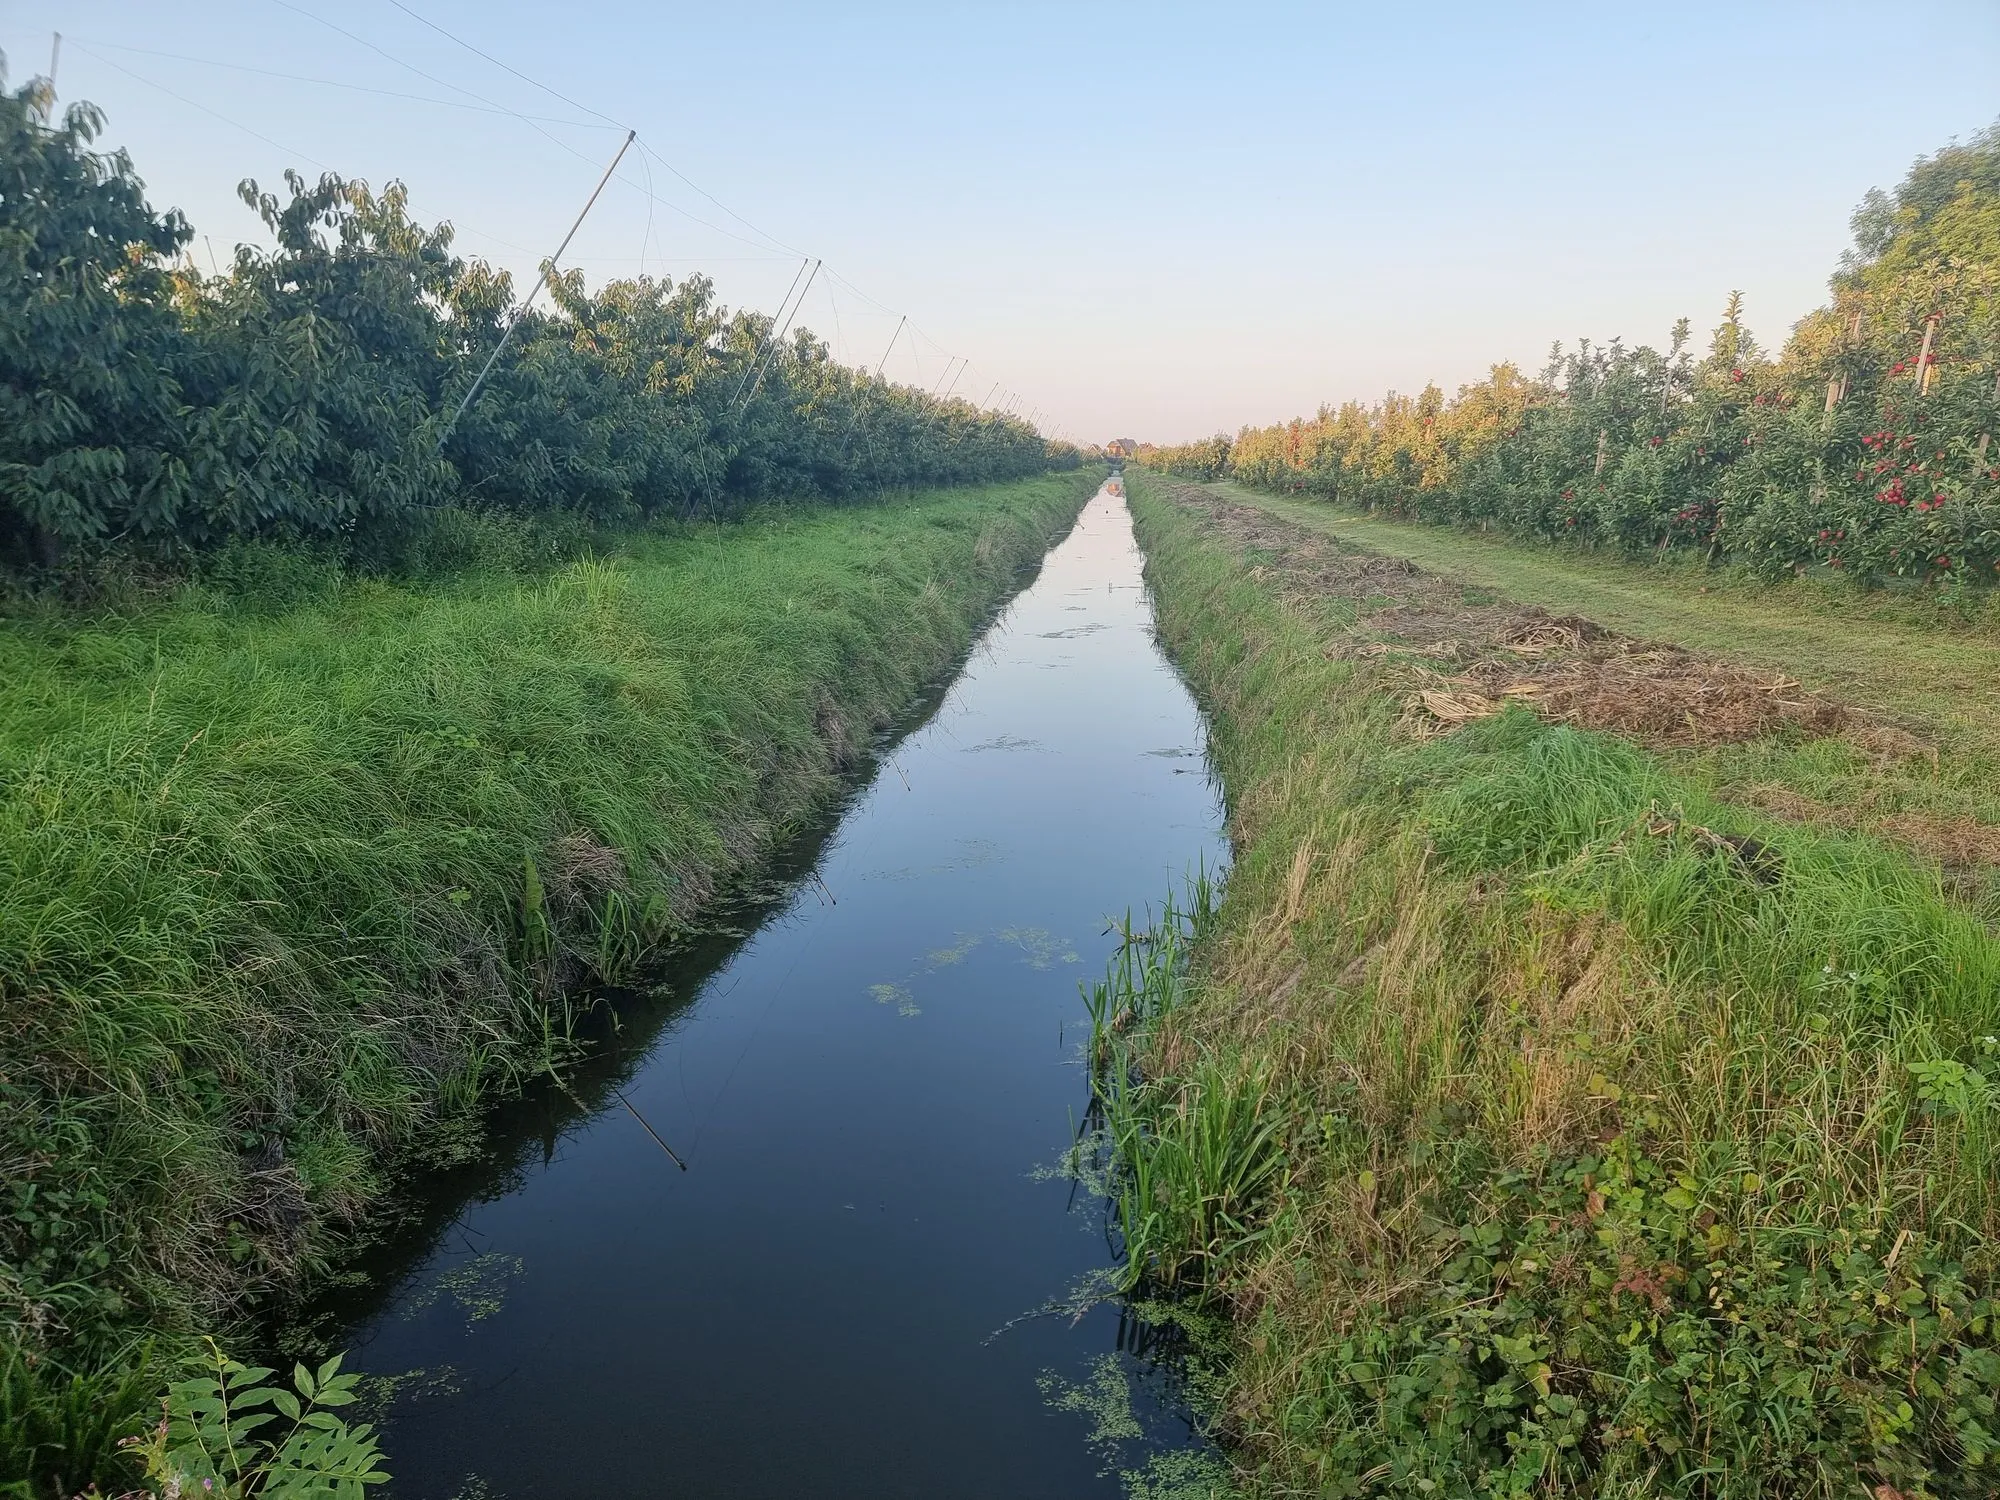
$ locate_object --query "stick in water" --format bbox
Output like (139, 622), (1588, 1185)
(614, 1087), (687, 1170)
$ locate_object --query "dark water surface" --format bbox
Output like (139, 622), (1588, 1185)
(337, 484), (1225, 1498)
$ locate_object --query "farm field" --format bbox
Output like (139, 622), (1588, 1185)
(1209, 480), (2000, 864)
(1213, 481), (2000, 747)
(8, 8), (2000, 1496)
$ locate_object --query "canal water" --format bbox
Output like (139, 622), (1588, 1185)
(336, 481), (1225, 1497)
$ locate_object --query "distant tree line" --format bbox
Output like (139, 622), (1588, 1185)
(0, 68), (1075, 575)
(1140, 124), (2000, 585)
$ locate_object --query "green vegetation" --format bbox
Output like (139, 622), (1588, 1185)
(1138, 125), (2000, 583)
(1, 54), (1095, 1495)
(1215, 483), (2000, 882)
(1098, 469), (2000, 1497)
(0, 67), (1072, 577)
(0, 470), (1095, 1497)
(130, 1344), (386, 1499)
(1212, 485), (2000, 726)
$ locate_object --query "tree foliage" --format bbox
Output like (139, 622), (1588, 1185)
(0, 66), (1073, 573)
(1141, 121), (2000, 586)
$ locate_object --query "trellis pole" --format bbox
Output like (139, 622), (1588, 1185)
(438, 130), (636, 448)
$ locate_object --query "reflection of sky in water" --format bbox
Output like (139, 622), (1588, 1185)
(342, 486), (1226, 1500)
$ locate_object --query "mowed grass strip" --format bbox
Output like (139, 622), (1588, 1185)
(1202, 479), (2000, 904)
(1209, 480), (2000, 750)
(0, 472), (1094, 1478)
(1107, 470), (2000, 1499)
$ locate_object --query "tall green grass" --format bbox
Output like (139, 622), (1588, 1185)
(0, 472), (1096, 1496)
(1083, 876), (1291, 1296)
(0, 1341), (159, 1500)
(1108, 471), (2000, 1499)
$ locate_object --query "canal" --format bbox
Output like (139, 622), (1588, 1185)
(334, 479), (1225, 1497)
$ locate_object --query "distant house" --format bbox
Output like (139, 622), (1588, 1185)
(1105, 438), (1138, 459)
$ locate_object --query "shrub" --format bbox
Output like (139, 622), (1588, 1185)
(0, 63), (1074, 581)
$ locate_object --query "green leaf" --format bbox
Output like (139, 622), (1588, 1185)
(1493, 1332), (1541, 1366)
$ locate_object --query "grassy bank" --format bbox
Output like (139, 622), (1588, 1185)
(0, 471), (1095, 1494)
(1105, 470), (2000, 1498)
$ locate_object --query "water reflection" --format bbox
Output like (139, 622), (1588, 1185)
(333, 485), (1225, 1499)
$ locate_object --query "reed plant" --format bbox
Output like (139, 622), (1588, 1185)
(1085, 876), (1291, 1296)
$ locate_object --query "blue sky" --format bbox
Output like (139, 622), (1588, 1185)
(7, 1), (1997, 442)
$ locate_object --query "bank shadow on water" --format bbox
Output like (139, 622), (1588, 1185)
(294, 604), (992, 1358)
(317, 484), (1229, 1500)
(295, 494), (1075, 1360)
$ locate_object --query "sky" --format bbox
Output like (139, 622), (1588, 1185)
(6, 1), (1997, 444)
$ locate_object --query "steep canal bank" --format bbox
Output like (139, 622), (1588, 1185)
(328, 482), (1227, 1497)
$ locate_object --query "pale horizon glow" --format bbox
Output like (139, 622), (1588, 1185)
(5, 1), (1997, 445)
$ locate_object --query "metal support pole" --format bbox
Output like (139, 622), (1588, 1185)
(733, 256), (809, 405)
(874, 316), (907, 380)
(742, 259), (819, 409)
(437, 129), (635, 449)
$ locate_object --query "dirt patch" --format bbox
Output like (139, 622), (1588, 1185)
(1165, 481), (1875, 752)
(1740, 784), (2000, 872)
(1399, 624), (1849, 748)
